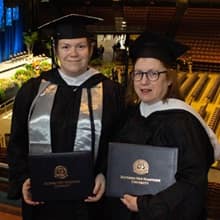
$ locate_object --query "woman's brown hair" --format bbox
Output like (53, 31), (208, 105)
(125, 61), (184, 105)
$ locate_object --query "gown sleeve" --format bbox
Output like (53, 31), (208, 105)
(137, 111), (214, 220)
(7, 78), (40, 199)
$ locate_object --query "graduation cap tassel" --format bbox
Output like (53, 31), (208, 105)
(50, 36), (57, 69)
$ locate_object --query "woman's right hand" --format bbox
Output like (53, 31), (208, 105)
(22, 178), (43, 205)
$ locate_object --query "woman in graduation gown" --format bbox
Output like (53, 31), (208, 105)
(7, 14), (124, 220)
(106, 31), (215, 220)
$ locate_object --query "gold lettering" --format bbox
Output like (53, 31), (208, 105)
(131, 180), (149, 185)
(43, 180), (80, 188)
(119, 175), (161, 186)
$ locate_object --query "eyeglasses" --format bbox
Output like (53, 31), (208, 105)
(132, 70), (168, 81)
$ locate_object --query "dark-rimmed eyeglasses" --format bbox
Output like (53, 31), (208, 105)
(132, 70), (168, 81)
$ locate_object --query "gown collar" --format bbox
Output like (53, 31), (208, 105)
(140, 98), (220, 160)
(139, 98), (201, 118)
(58, 67), (100, 86)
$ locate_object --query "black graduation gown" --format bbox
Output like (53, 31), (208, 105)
(107, 105), (214, 220)
(7, 69), (125, 220)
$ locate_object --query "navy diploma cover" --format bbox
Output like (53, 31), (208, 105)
(29, 151), (94, 201)
(106, 142), (178, 197)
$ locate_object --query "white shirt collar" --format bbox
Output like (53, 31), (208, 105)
(58, 67), (100, 86)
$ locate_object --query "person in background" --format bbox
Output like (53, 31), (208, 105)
(106, 30), (217, 220)
(111, 67), (119, 82)
(98, 44), (105, 59)
(7, 14), (124, 220)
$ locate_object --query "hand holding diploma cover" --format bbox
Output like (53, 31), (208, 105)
(29, 151), (94, 201)
(106, 142), (178, 197)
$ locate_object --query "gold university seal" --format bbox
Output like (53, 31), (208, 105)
(133, 159), (149, 175)
(54, 165), (68, 179)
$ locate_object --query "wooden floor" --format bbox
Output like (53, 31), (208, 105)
(0, 211), (21, 220)
(0, 203), (21, 220)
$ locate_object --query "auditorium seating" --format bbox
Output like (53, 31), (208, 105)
(59, 5), (220, 72)
(176, 7), (220, 71)
(207, 182), (220, 219)
(99, 6), (220, 72)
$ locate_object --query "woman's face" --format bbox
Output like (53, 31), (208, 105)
(133, 58), (172, 104)
(56, 38), (92, 77)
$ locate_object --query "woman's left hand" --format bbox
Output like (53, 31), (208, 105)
(84, 173), (105, 202)
(121, 194), (138, 212)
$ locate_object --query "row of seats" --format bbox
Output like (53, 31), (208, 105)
(0, 134), (10, 149)
(176, 35), (220, 66)
(192, 63), (220, 72)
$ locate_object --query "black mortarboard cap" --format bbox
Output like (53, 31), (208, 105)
(38, 13), (103, 39)
(130, 31), (189, 65)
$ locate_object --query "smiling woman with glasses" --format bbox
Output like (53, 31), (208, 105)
(106, 30), (218, 220)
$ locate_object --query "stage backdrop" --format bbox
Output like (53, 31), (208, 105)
(0, 1), (23, 62)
